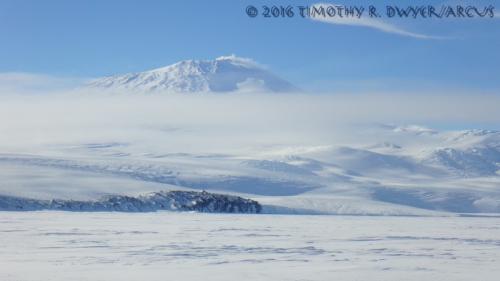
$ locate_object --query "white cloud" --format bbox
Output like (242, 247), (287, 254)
(0, 91), (498, 154)
(216, 54), (264, 68)
(0, 72), (87, 95)
(236, 78), (269, 93)
(310, 3), (442, 40)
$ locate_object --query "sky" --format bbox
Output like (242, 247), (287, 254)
(0, 0), (499, 93)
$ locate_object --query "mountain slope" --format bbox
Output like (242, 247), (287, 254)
(86, 55), (298, 93)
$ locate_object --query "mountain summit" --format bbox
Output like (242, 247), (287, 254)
(86, 55), (298, 93)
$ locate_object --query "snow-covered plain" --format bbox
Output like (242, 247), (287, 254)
(1, 212), (500, 281)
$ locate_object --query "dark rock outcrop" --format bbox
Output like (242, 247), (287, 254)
(0, 190), (261, 214)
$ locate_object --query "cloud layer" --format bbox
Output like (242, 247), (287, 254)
(0, 91), (498, 154)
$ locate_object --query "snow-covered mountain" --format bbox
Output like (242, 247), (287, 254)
(86, 55), (298, 93)
(1, 125), (499, 215)
(422, 130), (500, 177)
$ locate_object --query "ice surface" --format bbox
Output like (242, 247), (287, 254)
(1, 212), (499, 281)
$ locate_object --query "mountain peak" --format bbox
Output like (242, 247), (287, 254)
(86, 56), (297, 93)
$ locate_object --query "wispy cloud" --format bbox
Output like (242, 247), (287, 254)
(0, 72), (87, 95)
(310, 3), (443, 40)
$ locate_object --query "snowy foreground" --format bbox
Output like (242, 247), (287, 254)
(1, 212), (499, 281)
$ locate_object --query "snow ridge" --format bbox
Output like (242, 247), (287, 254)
(0, 190), (262, 213)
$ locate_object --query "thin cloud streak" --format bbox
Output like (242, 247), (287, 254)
(310, 3), (444, 40)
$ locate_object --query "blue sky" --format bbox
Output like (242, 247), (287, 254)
(0, 0), (499, 93)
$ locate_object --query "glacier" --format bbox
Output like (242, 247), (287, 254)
(0, 125), (498, 215)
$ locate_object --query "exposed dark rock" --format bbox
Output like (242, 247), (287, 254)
(0, 190), (262, 214)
